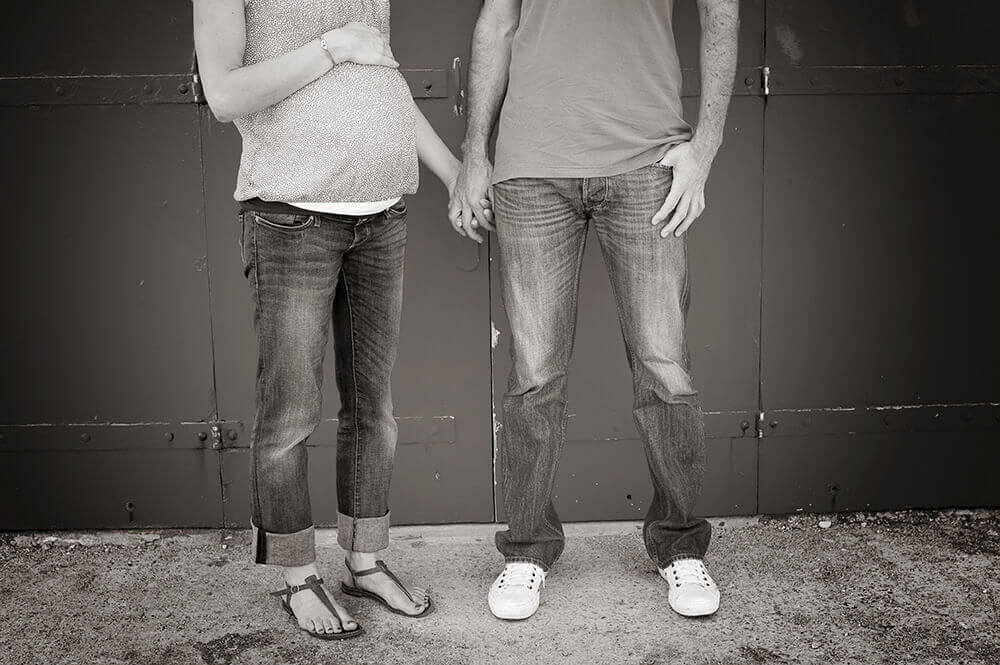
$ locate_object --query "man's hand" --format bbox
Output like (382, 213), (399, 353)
(651, 0), (737, 237)
(448, 153), (496, 243)
(651, 142), (713, 238)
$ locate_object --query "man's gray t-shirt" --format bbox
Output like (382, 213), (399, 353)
(493, 0), (691, 184)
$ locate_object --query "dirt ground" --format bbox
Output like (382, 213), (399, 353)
(1, 509), (998, 665)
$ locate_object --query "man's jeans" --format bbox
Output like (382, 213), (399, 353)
(239, 200), (407, 566)
(493, 164), (711, 570)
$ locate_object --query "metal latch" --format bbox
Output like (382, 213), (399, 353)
(451, 57), (465, 116)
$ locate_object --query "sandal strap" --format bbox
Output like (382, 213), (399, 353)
(269, 575), (326, 598)
(344, 558), (414, 603)
(268, 575), (344, 630)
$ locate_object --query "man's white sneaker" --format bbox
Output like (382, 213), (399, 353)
(659, 558), (720, 617)
(487, 562), (546, 620)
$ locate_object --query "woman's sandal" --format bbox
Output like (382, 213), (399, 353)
(341, 558), (435, 618)
(270, 574), (365, 640)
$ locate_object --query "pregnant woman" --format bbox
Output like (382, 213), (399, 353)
(193, 0), (483, 639)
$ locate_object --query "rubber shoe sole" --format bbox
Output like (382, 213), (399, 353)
(668, 591), (720, 617)
(488, 595), (539, 620)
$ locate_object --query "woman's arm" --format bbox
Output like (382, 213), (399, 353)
(414, 104), (493, 233)
(413, 104), (461, 192)
(193, 0), (399, 123)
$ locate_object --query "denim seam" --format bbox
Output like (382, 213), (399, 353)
(341, 266), (360, 550)
(599, 234), (637, 383)
(251, 212), (315, 233)
(249, 223), (265, 558)
(680, 233), (691, 370)
(546, 223), (589, 553)
(566, 222), (588, 371)
(588, 177), (611, 214)
(238, 212), (246, 267)
(504, 556), (551, 572)
(661, 552), (705, 568)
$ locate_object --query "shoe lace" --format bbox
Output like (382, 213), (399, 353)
(498, 563), (543, 590)
(669, 559), (711, 588)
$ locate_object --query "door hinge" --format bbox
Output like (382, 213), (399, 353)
(761, 66), (770, 97)
(756, 411), (765, 438)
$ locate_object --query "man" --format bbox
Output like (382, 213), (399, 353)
(450, 0), (739, 619)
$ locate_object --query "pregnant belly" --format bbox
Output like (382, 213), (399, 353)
(281, 65), (414, 149)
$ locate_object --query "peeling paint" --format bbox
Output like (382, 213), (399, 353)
(903, 0), (921, 28)
(490, 320), (501, 349)
(773, 24), (804, 64)
(771, 402), (999, 414)
(870, 401), (998, 411)
(6, 421), (174, 428)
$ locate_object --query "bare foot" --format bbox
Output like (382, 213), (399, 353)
(281, 563), (358, 635)
(343, 552), (430, 616)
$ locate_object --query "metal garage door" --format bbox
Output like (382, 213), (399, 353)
(2, 0), (997, 530)
(757, 0), (1000, 513)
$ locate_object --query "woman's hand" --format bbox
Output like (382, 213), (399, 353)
(447, 170), (492, 239)
(323, 22), (399, 68)
(448, 154), (496, 243)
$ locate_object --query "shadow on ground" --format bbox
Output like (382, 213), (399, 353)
(1, 510), (998, 665)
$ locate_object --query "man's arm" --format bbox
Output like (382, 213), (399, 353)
(652, 0), (739, 237)
(448, 0), (521, 243)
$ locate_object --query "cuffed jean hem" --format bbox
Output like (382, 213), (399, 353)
(503, 556), (551, 572)
(656, 552), (708, 569)
(251, 523), (316, 567)
(337, 510), (390, 552)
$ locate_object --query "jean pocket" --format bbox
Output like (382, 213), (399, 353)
(382, 198), (407, 219)
(650, 161), (673, 172)
(251, 212), (315, 233)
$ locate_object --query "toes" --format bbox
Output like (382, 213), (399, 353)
(322, 616), (338, 634)
(408, 594), (429, 615)
(333, 604), (356, 631)
(300, 618), (316, 633)
(409, 586), (430, 607)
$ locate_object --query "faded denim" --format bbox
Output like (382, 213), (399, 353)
(239, 199), (407, 566)
(493, 164), (711, 570)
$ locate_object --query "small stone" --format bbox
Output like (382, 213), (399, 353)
(811, 643), (820, 649)
(819, 520), (832, 529)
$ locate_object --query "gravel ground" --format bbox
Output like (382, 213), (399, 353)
(0, 509), (998, 665)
